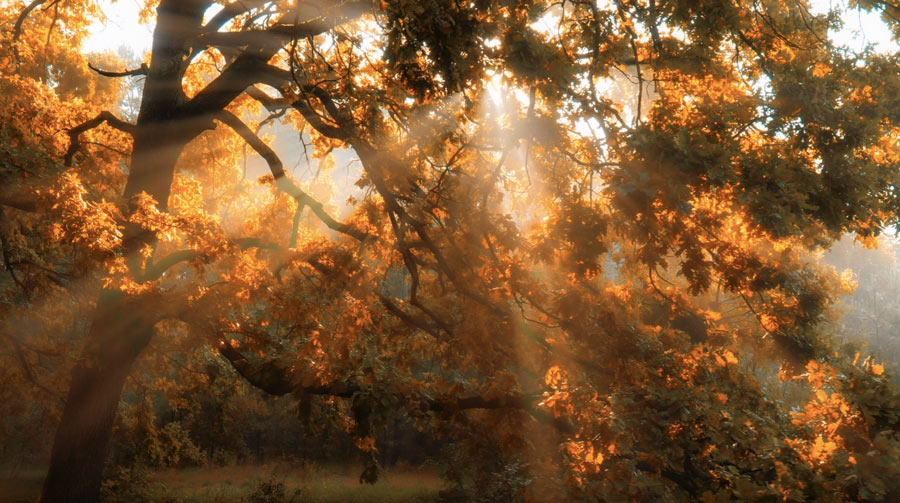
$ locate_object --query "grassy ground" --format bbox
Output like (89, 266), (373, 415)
(0, 466), (44, 503)
(0, 463), (441, 503)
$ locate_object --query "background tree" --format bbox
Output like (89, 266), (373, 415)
(4, 0), (900, 502)
(825, 235), (900, 363)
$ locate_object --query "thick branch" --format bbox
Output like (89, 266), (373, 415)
(183, 1), (369, 120)
(143, 237), (280, 281)
(250, 65), (350, 140)
(199, 1), (369, 50)
(213, 337), (572, 434)
(217, 341), (299, 395)
(215, 110), (367, 240)
(64, 112), (136, 166)
(245, 86), (291, 112)
(197, 29), (286, 50)
(181, 53), (287, 123)
(0, 196), (38, 213)
(289, 95), (350, 140)
(203, 0), (268, 32)
(250, 65), (351, 139)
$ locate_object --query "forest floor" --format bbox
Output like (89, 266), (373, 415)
(0, 463), (441, 502)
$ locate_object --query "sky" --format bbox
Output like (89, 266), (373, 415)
(809, 0), (898, 52)
(81, 0), (152, 56)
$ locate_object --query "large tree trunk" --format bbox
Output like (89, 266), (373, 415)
(40, 292), (156, 503)
(41, 117), (194, 503)
(40, 2), (208, 501)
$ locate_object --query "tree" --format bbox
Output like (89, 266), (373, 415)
(4, 0), (900, 501)
(825, 235), (900, 363)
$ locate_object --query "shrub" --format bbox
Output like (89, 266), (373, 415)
(100, 464), (150, 503)
(145, 422), (205, 468)
(246, 478), (285, 503)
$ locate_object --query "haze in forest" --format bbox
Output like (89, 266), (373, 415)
(6, 1), (900, 502)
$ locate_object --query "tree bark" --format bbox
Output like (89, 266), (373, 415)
(40, 2), (207, 501)
(44, 119), (194, 503)
(40, 293), (156, 503)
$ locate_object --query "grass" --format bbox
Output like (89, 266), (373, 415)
(0, 466), (44, 503)
(1, 463), (441, 503)
(145, 463), (440, 503)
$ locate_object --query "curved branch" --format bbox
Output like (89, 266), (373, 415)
(251, 68), (504, 317)
(215, 110), (367, 240)
(199, 1), (370, 49)
(88, 62), (149, 78)
(217, 340), (300, 395)
(245, 86), (291, 112)
(197, 29), (285, 50)
(203, 0), (269, 32)
(214, 338), (566, 430)
(250, 65), (350, 140)
(64, 112), (136, 166)
(290, 95), (350, 140)
(183, 1), (370, 119)
(12, 0), (46, 63)
(143, 237), (280, 281)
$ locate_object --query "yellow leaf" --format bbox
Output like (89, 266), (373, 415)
(714, 354), (726, 367)
(812, 63), (832, 77)
(723, 350), (738, 365)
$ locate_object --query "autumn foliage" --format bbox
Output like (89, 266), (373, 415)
(3, 0), (900, 502)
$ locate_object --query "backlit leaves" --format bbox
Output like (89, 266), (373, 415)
(8, 0), (900, 501)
